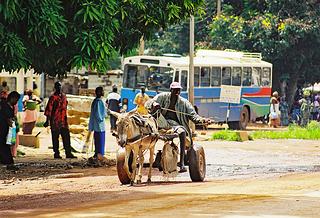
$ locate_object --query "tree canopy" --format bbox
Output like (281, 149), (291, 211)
(0, 0), (204, 76)
(146, 0), (215, 55)
(145, 0), (320, 105)
(208, 0), (320, 104)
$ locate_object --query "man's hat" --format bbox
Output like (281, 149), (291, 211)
(170, 82), (182, 89)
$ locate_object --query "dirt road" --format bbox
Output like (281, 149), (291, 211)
(1, 136), (320, 217)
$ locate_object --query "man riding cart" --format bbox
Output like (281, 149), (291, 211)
(146, 82), (212, 173)
(114, 82), (212, 184)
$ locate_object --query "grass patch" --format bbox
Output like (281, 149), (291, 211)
(211, 130), (242, 141)
(251, 121), (320, 140)
(211, 121), (320, 141)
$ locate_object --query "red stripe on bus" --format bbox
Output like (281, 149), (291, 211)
(242, 87), (272, 97)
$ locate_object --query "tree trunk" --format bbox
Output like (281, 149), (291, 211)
(272, 68), (281, 95)
(286, 72), (299, 110)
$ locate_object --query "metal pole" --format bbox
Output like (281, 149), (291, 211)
(217, 0), (221, 16)
(189, 15), (195, 133)
(189, 16), (194, 106)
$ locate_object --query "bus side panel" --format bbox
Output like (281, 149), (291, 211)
(196, 101), (240, 122)
(241, 87), (271, 119)
(193, 87), (271, 122)
(194, 87), (228, 122)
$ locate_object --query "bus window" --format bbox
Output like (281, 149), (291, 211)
(211, 67), (221, 87)
(200, 67), (210, 87)
(123, 64), (173, 91)
(262, 67), (271, 87)
(242, 67), (252, 86)
(148, 66), (174, 91)
(174, 71), (179, 82)
(194, 67), (200, 87)
(232, 67), (241, 86)
(124, 65), (137, 88)
(252, 67), (262, 87)
(181, 70), (188, 91)
(222, 67), (231, 85)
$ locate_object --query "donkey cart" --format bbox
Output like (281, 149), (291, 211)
(116, 133), (206, 184)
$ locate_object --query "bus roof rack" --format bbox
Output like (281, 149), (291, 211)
(162, 53), (182, 58)
(196, 49), (262, 62)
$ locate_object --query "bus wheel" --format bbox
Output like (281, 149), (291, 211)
(116, 148), (133, 185)
(228, 107), (249, 130)
(188, 145), (206, 182)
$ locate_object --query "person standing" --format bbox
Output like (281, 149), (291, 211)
(22, 89), (41, 134)
(89, 87), (107, 159)
(299, 90), (313, 127)
(0, 91), (20, 170)
(106, 85), (121, 132)
(134, 86), (149, 115)
(279, 96), (289, 126)
(0, 81), (10, 101)
(44, 81), (76, 159)
(314, 94), (320, 121)
(269, 91), (280, 128)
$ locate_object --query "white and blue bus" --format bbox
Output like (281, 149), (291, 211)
(121, 50), (272, 129)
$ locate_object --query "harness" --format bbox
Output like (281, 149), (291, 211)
(125, 114), (159, 149)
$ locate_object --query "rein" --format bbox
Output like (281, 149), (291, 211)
(152, 107), (216, 125)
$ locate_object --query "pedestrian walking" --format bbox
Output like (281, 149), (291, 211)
(44, 81), (76, 159)
(0, 91), (20, 171)
(106, 84), (121, 132)
(134, 86), (149, 115)
(89, 87), (107, 160)
(279, 96), (289, 126)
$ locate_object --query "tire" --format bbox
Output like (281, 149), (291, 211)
(188, 145), (206, 182)
(116, 148), (133, 185)
(228, 107), (249, 130)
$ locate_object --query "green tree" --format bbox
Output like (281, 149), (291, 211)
(209, 0), (320, 106)
(145, 0), (215, 55)
(0, 0), (204, 76)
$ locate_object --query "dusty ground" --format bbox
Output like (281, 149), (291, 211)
(1, 125), (320, 217)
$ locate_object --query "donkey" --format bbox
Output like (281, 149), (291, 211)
(110, 110), (159, 185)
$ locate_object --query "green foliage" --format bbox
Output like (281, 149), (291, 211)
(145, 0), (213, 55)
(208, 0), (320, 106)
(251, 121), (320, 140)
(0, 0), (205, 75)
(211, 130), (242, 141)
(211, 121), (320, 141)
(209, 15), (246, 50)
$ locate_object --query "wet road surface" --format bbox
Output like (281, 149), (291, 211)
(1, 139), (320, 217)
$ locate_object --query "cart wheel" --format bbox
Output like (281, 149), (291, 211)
(116, 148), (133, 185)
(188, 145), (206, 182)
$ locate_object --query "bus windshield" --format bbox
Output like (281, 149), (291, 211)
(123, 64), (174, 91)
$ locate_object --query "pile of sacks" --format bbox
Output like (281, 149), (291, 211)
(67, 95), (94, 152)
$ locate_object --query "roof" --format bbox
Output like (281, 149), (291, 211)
(124, 50), (272, 68)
